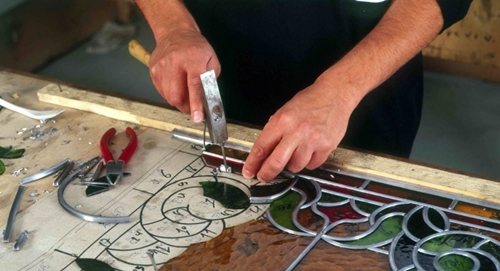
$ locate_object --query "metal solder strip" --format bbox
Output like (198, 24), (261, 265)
(3, 185), (27, 243)
(20, 159), (72, 185)
(57, 169), (130, 224)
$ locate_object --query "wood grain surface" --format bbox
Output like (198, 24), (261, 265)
(0, 70), (152, 226)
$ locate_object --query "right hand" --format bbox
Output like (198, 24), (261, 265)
(149, 29), (221, 123)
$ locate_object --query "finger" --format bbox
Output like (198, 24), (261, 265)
(186, 70), (204, 123)
(286, 143), (313, 173)
(306, 149), (333, 170)
(166, 64), (190, 114)
(242, 126), (282, 179)
(256, 136), (299, 182)
(150, 64), (166, 100)
(150, 58), (188, 112)
(207, 55), (221, 77)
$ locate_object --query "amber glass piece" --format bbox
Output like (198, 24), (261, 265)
(454, 202), (500, 221)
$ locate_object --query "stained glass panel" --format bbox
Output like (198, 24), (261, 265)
(201, 145), (500, 270)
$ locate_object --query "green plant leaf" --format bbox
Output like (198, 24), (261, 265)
(0, 160), (5, 175)
(75, 258), (116, 271)
(0, 146), (25, 159)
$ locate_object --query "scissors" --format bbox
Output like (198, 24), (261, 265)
(99, 127), (138, 185)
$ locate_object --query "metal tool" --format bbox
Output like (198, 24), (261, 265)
(200, 70), (230, 172)
(52, 160), (75, 187)
(0, 97), (64, 120)
(99, 127), (138, 185)
(127, 40), (230, 172)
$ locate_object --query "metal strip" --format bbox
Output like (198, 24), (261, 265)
(3, 185), (27, 243)
(20, 158), (71, 185)
(57, 169), (130, 224)
(171, 129), (251, 152)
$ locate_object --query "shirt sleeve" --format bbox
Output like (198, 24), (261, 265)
(436, 0), (473, 32)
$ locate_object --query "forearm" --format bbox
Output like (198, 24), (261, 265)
(135, 0), (200, 42)
(317, 0), (443, 110)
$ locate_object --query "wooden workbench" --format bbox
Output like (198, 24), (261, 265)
(2, 69), (500, 270)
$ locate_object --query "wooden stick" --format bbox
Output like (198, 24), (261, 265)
(128, 39), (151, 67)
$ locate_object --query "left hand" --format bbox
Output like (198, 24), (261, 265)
(242, 80), (358, 182)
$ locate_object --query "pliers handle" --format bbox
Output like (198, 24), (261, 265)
(100, 127), (138, 165)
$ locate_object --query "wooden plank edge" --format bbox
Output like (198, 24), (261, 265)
(323, 153), (500, 208)
(37, 83), (257, 147)
(38, 83), (500, 207)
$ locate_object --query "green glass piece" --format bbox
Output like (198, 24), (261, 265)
(75, 258), (115, 271)
(0, 160), (5, 175)
(341, 216), (403, 246)
(479, 241), (500, 260)
(200, 181), (250, 209)
(355, 201), (380, 214)
(85, 174), (130, 197)
(269, 192), (302, 231)
(0, 146), (25, 159)
(437, 254), (474, 271)
(421, 235), (480, 253)
(85, 176), (111, 197)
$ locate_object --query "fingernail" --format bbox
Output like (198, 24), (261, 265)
(192, 110), (203, 123)
(242, 169), (254, 179)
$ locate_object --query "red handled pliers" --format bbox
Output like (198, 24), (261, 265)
(99, 127), (138, 185)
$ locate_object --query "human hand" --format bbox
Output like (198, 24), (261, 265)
(242, 81), (359, 182)
(149, 29), (220, 123)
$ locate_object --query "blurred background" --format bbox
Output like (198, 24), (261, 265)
(1, 0), (500, 179)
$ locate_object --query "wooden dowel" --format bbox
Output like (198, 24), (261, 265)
(128, 39), (151, 67)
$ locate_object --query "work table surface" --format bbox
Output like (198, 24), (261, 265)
(2, 69), (500, 271)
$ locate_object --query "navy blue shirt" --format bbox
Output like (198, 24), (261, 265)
(184, 0), (471, 158)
